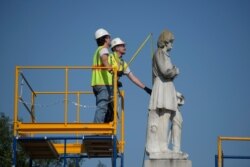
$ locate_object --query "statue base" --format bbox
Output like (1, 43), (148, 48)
(148, 151), (189, 160)
(144, 159), (192, 167)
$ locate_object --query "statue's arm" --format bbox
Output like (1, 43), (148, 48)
(155, 53), (178, 79)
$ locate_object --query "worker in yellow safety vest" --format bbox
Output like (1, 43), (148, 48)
(91, 28), (113, 123)
(100, 37), (152, 123)
(110, 37), (152, 94)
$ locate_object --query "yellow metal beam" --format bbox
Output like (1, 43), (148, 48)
(16, 66), (111, 70)
(53, 143), (84, 154)
(217, 136), (250, 167)
(120, 91), (125, 153)
(53, 142), (123, 154)
(113, 68), (118, 135)
(17, 122), (115, 135)
(219, 136), (250, 141)
(217, 137), (222, 167)
(13, 66), (19, 136)
(35, 91), (93, 94)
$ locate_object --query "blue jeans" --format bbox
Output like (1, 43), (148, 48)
(93, 85), (113, 123)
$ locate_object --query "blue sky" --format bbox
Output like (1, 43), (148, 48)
(1, 0), (250, 166)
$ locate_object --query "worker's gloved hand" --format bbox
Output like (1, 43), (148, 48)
(117, 71), (124, 77)
(117, 81), (123, 88)
(144, 86), (152, 95)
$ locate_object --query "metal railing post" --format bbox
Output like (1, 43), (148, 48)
(112, 135), (117, 167)
(217, 136), (250, 167)
(64, 67), (68, 124)
(13, 67), (19, 136)
(64, 138), (67, 167)
(12, 137), (17, 167)
(215, 155), (218, 167)
(31, 92), (35, 123)
(121, 91), (125, 153)
(218, 137), (222, 167)
(113, 68), (117, 135)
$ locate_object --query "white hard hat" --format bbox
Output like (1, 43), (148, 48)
(95, 28), (110, 39)
(177, 92), (185, 106)
(111, 37), (125, 48)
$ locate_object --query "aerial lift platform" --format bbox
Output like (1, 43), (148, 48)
(12, 66), (125, 167)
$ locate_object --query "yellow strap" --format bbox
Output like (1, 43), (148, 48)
(128, 33), (152, 66)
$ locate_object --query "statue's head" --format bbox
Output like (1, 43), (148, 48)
(157, 29), (175, 50)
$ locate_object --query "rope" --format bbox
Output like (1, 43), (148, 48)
(18, 98), (114, 111)
(18, 97), (122, 123)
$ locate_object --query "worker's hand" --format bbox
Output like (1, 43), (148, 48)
(117, 81), (123, 88)
(117, 71), (124, 77)
(144, 86), (152, 95)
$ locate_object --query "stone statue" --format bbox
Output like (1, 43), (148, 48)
(167, 91), (187, 158)
(145, 29), (188, 159)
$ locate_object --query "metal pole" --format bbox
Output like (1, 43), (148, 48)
(121, 153), (124, 167)
(112, 135), (117, 167)
(20, 72), (36, 96)
(222, 151), (224, 167)
(64, 67), (68, 124)
(128, 33), (152, 66)
(13, 67), (19, 136)
(218, 137), (222, 167)
(220, 136), (250, 141)
(12, 137), (17, 167)
(64, 139), (67, 167)
(217, 136), (250, 167)
(113, 68), (117, 135)
(75, 157), (79, 167)
(215, 155), (218, 167)
(31, 92), (35, 123)
(120, 91), (125, 153)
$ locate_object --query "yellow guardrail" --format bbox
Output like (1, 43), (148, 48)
(217, 136), (250, 167)
(13, 66), (125, 153)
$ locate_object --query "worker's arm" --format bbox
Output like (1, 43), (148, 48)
(101, 54), (110, 67)
(127, 72), (151, 95)
(127, 72), (145, 89)
(100, 48), (112, 71)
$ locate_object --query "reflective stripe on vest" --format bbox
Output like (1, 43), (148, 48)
(91, 46), (113, 86)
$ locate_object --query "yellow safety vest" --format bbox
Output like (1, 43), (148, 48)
(91, 46), (113, 86)
(109, 52), (129, 73)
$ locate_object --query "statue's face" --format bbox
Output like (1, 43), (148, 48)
(166, 40), (174, 51)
